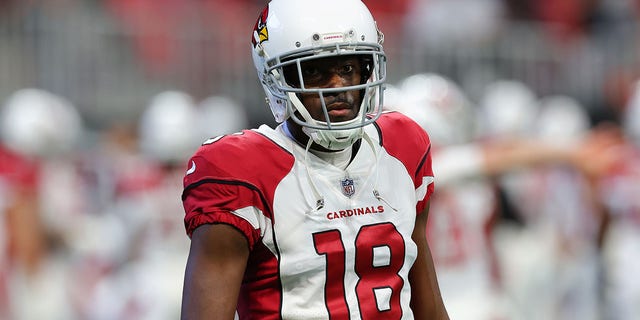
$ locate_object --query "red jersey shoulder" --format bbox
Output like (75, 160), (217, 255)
(375, 111), (434, 211)
(183, 130), (294, 187)
(0, 144), (39, 189)
(375, 111), (432, 162)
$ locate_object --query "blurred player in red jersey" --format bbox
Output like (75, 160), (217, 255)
(0, 88), (85, 319)
(180, 0), (449, 319)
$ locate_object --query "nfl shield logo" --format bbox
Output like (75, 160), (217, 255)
(340, 178), (355, 197)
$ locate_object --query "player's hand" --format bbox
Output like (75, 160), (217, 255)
(571, 123), (626, 180)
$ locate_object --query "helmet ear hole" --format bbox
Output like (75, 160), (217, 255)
(360, 56), (374, 84)
(282, 64), (300, 88)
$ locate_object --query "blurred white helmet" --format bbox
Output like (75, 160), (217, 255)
(138, 91), (199, 164)
(251, 0), (386, 150)
(0, 88), (83, 158)
(536, 95), (590, 146)
(624, 80), (640, 145)
(399, 73), (476, 146)
(382, 84), (403, 112)
(479, 80), (538, 138)
(196, 95), (249, 140)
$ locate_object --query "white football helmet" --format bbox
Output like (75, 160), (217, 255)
(251, 0), (386, 150)
(399, 73), (476, 146)
(479, 80), (538, 139)
(536, 95), (590, 146)
(196, 95), (249, 140)
(382, 83), (403, 112)
(138, 91), (200, 164)
(0, 88), (83, 158)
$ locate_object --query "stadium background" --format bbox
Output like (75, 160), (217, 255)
(1, 0), (637, 130)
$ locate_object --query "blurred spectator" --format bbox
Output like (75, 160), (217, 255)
(106, 0), (193, 76)
(531, 0), (594, 42)
(362, 0), (411, 49)
(404, 0), (506, 50)
(105, 0), (264, 98)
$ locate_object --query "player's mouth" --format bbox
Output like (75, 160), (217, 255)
(327, 103), (356, 120)
(328, 108), (353, 117)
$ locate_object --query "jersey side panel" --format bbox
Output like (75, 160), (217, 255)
(375, 111), (435, 212)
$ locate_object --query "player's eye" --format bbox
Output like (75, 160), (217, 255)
(302, 66), (321, 78)
(340, 65), (354, 75)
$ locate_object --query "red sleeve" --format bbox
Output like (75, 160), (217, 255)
(0, 146), (39, 193)
(181, 131), (294, 249)
(375, 112), (435, 214)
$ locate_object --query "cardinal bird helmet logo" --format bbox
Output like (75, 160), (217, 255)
(252, 7), (269, 47)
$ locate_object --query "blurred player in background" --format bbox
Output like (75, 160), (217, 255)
(180, 0), (449, 319)
(0, 105), (41, 320)
(598, 79), (640, 320)
(390, 73), (622, 320)
(196, 95), (250, 140)
(393, 73), (511, 320)
(531, 95), (603, 320)
(0, 88), (85, 320)
(76, 90), (203, 320)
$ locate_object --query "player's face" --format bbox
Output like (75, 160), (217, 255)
(292, 56), (364, 123)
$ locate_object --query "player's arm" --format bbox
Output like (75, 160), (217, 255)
(181, 223), (250, 320)
(409, 202), (450, 320)
(482, 126), (623, 178)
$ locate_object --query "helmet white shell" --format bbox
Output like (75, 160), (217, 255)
(479, 80), (538, 138)
(138, 91), (200, 164)
(1, 88), (83, 158)
(196, 95), (249, 140)
(398, 73), (476, 146)
(536, 95), (590, 146)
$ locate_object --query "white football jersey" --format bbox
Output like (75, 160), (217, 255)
(426, 144), (507, 320)
(182, 112), (434, 320)
(599, 147), (640, 320)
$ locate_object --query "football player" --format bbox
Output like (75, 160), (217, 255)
(392, 74), (623, 320)
(0, 88), (83, 319)
(196, 95), (250, 142)
(392, 73), (513, 320)
(598, 79), (640, 320)
(180, 0), (449, 319)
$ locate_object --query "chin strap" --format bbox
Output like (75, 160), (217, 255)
(361, 132), (398, 212)
(287, 92), (365, 151)
(298, 128), (397, 214)
(303, 138), (325, 214)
